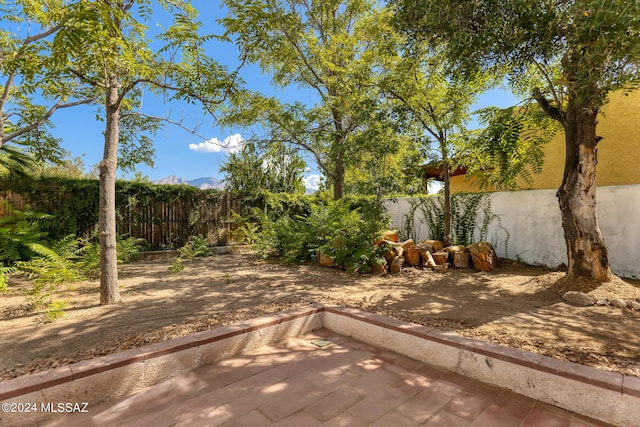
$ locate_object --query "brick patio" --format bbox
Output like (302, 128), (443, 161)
(41, 329), (611, 427)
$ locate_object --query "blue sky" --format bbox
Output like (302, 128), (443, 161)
(45, 1), (518, 188)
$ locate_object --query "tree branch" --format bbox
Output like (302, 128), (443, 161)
(532, 87), (565, 123)
(1, 98), (96, 146)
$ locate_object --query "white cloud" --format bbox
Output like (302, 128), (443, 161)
(189, 134), (244, 154)
(303, 174), (323, 192)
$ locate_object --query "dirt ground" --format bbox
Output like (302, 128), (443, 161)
(1, 248), (640, 381)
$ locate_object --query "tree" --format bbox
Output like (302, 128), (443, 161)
(220, 140), (306, 194)
(221, 0), (386, 200)
(374, 9), (488, 245)
(0, 0), (95, 176)
(52, 1), (236, 304)
(395, 0), (640, 282)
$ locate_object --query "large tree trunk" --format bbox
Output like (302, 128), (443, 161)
(99, 77), (122, 305)
(557, 103), (613, 282)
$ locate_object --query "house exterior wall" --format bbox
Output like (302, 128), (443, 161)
(450, 90), (640, 193)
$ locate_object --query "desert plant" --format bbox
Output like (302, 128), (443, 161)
(168, 258), (185, 273)
(178, 235), (210, 259)
(230, 213), (260, 244)
(250, 197), (389, 273)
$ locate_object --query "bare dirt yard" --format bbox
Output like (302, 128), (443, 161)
(1, 248), (640, 381)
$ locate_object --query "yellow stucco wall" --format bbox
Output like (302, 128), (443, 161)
(451, 90), (640, 193)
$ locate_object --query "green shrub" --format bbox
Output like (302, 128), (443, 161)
(250, 197), (389, 273)
(178, 235), (210, 259)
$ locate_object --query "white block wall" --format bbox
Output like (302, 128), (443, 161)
(385, 184), (640, 278)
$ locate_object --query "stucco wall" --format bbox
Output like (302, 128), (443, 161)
(450, 90), (640, 193)
(386, 184), (640, 278)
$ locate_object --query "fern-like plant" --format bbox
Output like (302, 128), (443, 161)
(0, 202), (55, 289)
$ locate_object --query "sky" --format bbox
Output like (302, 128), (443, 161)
(44, 1), (519, 190)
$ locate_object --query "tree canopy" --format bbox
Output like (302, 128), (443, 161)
(394, 0), (640, 282)
(221, 0), (395, 199)
(220, 140), (306, 194)
(45, 0), (239, 304)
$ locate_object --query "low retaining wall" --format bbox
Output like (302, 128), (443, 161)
(1, 305), (638, 426)
(0, 307), (324, 426)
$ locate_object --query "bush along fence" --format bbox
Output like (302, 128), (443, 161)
(0, 177), (243, 250)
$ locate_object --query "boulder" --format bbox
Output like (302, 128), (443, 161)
(404, 246), (421, 266)
(389, 255), (405, 274)
(630, 301), (640, 311)
(467, 242), (498, 272)
(562, 291), (595, 307)
(318, 252), (335, 268)
(610, 298), (628, 309)
(432, 251), (449, 266)
(421, 240), (444, 251)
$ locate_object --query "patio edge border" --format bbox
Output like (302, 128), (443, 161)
(1, 304), (638, 426)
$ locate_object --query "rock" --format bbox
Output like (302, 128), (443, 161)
(467, 242), (498, 272)
(420, 249), (437, 268)
(630, 301), (640, 311)
(318, 252), (335, 268)
(404, 247), (421, 266)
(389, 256), (405, 274)
(595, 299), (609, 306)
(562, 291), (595, 307)
(432, 251), (449, 266)
(421, 240), (444, 251)
(213, 246), (232, 255)
(453, 252), (471, 268)
(610, 298), (628, 309)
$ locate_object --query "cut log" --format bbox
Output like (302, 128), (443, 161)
(420, 249), (437, 268)
(401, 239), (416, 250)
(432, 251), (449, 266)
(416, 243), (434, 254)
(390, 255), (405, 274)
(444, 245), (467, 253)
(379, 240), (403, 264)
(453, 252), (471, 268)
(421, 240), (444, 251)
(371, 260), (388, 275)
(467, 242), (498, 272)
(375, 230), (400, 245)
(405, 247), (421, 266)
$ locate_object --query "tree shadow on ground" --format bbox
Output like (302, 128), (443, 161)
(1, 250), (639, 377)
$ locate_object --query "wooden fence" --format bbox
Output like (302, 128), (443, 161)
(117, 192), (242, 248)
(0, 181), (243, 249)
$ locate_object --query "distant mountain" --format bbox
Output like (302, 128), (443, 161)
(152, 176), (225, 190)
